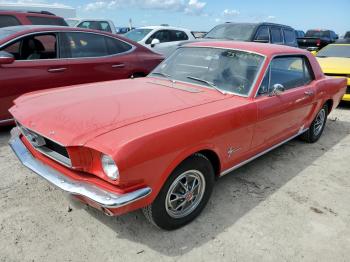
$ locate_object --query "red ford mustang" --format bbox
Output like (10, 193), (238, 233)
(9, 41), (346, 230)
(0, 25), (164, 125)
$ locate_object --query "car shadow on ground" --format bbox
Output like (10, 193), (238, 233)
(85, 117), (350, 256)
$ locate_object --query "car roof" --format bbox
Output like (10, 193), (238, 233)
(0, 25), (121, 45)
(185, 41), (307, 57)
(218, 22), (294, 29)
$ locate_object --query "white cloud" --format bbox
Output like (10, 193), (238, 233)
(223, 9), (240, 17)
(83, 0), (206, 15)
(215, 18), (221, 23)
(267, 15), (276, 20)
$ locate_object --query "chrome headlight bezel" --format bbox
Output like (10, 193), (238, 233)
(101, 154), (119, 180)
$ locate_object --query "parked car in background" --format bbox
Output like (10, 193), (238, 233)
(124, 25), (195, 56)
(9, 41), (346, 229)
(295, 30), (305, 38)
(297, 29), (338, 50)
(316, 43), (350, 101)
(344, 31), (350, 39)
(0, 10), (67, 28)
(0, 25), (164, 125)
(203, 22), (298, 47)
(116, 27), (134, 34)
(66, 18), (117, 34)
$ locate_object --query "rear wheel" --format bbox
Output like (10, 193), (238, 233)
(300, 104), (328, 143)
(143, 154), (215, 230)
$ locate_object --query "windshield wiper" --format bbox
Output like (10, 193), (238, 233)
(151, 72), (171, 80)
(187, 76), (227, 95)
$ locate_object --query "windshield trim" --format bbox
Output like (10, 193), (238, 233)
(148, 46), (267, 98)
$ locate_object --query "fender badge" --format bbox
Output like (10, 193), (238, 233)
(228, 147), (240, 158)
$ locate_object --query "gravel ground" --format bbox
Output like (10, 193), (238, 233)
(0, 104), (349, 262)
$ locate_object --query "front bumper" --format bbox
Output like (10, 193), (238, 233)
(9, 128), (151, 209)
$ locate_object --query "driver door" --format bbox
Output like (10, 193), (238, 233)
(251, 55), (316, 151)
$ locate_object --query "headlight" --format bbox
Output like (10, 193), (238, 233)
(101, 154), (119, 180)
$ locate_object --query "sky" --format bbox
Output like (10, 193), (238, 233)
(1, 0), (349, 35)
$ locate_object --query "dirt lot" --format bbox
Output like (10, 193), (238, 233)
(0, 104), (350, 262)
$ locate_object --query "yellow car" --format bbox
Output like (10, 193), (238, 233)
(316, 43), (350, 101)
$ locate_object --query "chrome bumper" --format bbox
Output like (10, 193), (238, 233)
(9, 128), (151, 209)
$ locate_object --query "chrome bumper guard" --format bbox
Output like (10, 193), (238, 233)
(9, 128), (151, 209)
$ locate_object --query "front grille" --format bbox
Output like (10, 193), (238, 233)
(17, 123), (71, 167)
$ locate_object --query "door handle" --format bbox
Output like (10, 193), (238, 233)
(48, 68), (67, 73)
(112, 64), (125, 68)
(304, 90), (314, 96)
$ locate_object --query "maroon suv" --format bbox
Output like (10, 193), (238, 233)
(0, 11), (68, 28)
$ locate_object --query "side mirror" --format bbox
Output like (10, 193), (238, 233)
(150, 38), (160, 47)
(269, 83), (285, 97)
(0, 51), (15, 65)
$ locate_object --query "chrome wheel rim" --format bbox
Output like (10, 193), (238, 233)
(165, 170), (206, 219)
(314, 108), (326, 136)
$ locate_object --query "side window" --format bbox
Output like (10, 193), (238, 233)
(60, 32), (125, 58)
(270, 27), (283, 44)
(0, 15), (21, 28)
(254, 26), (269, 42)
(26, 16), (67, 26)
(283, 29), (296, 45)
(105, 37), (132, 54)
(171, 30), (189, 41)
(1, 33), (57, 60)
(99, 22), (112, 33)
(146, 30), (171, 44)
(269, 56), (313, 90)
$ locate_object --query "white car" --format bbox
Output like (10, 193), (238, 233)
(66, 18), (117, 34)
(124, 25), (195, 56)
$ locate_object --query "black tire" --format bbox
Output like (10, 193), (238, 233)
(300, 104), (328, 143)
(143, 154), (215, 230)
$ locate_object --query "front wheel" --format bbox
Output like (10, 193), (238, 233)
(143, 154), (215, 230)
(300, 104), (328, 143)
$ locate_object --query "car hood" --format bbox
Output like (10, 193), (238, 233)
(10, 78), (227, 146)
(316, 57), (350, 74)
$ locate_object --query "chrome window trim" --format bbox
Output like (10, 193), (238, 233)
(253, 53), (316, 98)
(220, 127), (309, 177)
(149, 46), (267, 98)
(0, 30), (136, 61)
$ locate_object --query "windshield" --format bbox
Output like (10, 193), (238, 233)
(305, 30), (329, 38)
(149, 47), (264, 96)
(317, 45), (350, 58)
(124, 28), (152, 42)
(66, 19), (79, 27)
(204, 24), (256, 41)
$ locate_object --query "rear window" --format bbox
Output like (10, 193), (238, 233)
(0, 15), (21, 28)
(27, 16), (67, 26)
